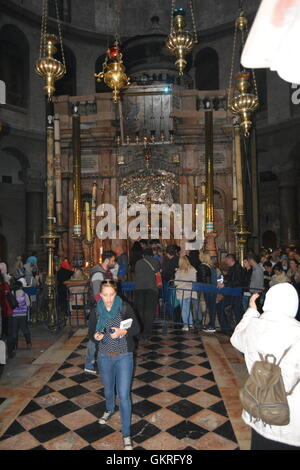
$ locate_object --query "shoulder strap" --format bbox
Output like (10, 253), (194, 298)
(142, 258), (156, 273)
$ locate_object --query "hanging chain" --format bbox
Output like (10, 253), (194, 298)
(244, 20), (259, 104)
(114, 0), (121, 44)
(39, 0), (48, 59)
(106, 0), (109, 49)
(170, 0), (176, 34)
(55, 0), (66, 68)
(227, 21), (238, 108)
(189, 0), (198, 43)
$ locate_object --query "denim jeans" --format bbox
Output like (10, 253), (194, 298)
(242, 294), (250, 313)
(98, 352), (134, 436)
(180, 298), (193, 327)
(85, 340), (97, 370)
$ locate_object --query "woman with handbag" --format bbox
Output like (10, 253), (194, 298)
(93, 280), (140, 450)
(174, 256), (197, 331)
(134, 248), (161, 339)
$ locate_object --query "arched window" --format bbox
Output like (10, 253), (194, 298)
(0, 25), (29, 107)
(95, 55), (111, 93)
(194, 47), (219, 91)
(54, 45), (76, 96)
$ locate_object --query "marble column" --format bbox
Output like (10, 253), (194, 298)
(277, 168), (299, 247)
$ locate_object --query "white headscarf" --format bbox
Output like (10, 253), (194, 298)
(263, 282), (299, 319)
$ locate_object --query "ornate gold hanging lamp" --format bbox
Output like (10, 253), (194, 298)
(227, 2), (260, 262)
(166, 0), (198, 76)
(35, 0), (66, 329)
(95, 0), (130, 103)
(35, 1), (66, 100)
(228, 6), (259, 137)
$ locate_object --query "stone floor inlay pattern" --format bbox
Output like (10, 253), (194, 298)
(0, 328), (240, 450)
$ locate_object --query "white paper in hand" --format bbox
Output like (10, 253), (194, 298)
(119, 318), (133, 330)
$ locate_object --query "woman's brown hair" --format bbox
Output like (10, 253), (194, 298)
(100, 280), (118, 292)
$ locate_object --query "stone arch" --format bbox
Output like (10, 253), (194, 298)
(0, 148), (30, 184)
(194, 47), (219, 90)
(0, 24), (29, 107)
(54, 44), (77, 96)
(1, 147), (30, 183)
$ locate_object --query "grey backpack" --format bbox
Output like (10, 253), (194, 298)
(240, 346), (300, 426)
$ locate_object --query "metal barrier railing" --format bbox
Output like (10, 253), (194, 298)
(66, 283), (90, 329)
(65, 280), (243, 335)
(162, 280), (243, 333)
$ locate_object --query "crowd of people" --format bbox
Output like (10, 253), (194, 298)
(1, 242), (300, 449)
(76, 241), (300, 450)
(0, 252), (41, 358)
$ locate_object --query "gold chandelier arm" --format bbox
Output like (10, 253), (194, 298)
(54, 0), (66, 69)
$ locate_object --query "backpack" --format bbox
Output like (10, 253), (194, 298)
(142, 258), (162, 288)
(240, 346), (300, 426)
(6, 291), (18, 310)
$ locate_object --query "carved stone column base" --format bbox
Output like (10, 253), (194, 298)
(204, 231), (218, 258)
(72, 235), (84, 268)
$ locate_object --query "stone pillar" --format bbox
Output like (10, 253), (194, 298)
(277, 167), (299, 247)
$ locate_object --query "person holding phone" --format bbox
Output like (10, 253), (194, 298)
(93, 280), (140, 450)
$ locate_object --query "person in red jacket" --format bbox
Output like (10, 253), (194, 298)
(0, 273), (14, 357)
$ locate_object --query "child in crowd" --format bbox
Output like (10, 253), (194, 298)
(11, 281), (32, 351)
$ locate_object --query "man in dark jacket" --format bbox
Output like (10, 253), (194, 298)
(162, 245), (179, 322)
(218, 254), (244, 332)
(223, 254), (245, 288)
(134, 248), (160, 339)
(162, 245), (179, 283)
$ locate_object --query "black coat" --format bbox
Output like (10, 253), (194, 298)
(197, 263), (211, 284)
(162, 255), (179, 282)
(225, 262), (244, 288)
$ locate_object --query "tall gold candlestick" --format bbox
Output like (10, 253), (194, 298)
(91, 181), (97, 235)
(85, 201), (92, 242)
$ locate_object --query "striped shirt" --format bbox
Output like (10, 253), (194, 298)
(98, 310), (128, 355)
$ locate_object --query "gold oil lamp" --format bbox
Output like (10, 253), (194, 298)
(95, 42), (130, 103)
(35, 34), (66, 100)
(228, 8), (259, 137)
(230, 72), (259, 137)
(166, 3), (197, 76)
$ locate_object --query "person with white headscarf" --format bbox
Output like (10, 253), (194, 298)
(231, 283), (300, 450)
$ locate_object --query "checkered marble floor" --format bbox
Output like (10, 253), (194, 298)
(0, 327), (239, 450)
